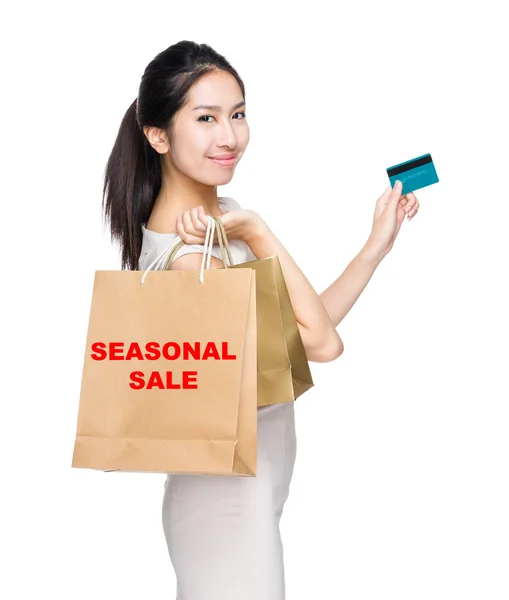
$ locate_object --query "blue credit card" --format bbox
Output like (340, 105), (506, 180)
(386, 153), (439, 194)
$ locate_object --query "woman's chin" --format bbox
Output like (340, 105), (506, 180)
(207, 171), (236, 186)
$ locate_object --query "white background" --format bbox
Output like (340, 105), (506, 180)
(1, 1), (508, 598)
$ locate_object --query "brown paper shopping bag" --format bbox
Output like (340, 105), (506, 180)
(72, 219), (258, 476)
(164, 217), (314, 407)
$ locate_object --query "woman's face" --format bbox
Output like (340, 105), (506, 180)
(166, 69), (249, 186)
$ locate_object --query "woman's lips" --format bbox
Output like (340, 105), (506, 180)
(209, 155), (237, 167)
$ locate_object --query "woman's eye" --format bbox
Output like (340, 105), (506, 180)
(197, 112), (247, 123)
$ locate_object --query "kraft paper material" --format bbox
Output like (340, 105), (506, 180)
(72, 267), (258, 476)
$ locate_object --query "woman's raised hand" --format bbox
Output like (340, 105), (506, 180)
(365, 181), (421, 260)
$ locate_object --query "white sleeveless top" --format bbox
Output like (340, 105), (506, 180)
(138, 196), (257, 271)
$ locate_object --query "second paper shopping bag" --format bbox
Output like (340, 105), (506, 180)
(72, 224), (258, 476)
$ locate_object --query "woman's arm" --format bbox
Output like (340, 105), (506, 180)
(319, 241), (384, 327)
(172, 205), (343, 364)
(245, 224), (344, 364)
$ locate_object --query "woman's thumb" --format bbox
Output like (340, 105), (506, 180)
(390, 180), (403, 205)
(374, 185), (392, 217)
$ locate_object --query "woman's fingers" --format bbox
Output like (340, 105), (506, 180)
(408, 206), (419, 220)
(396, 193), (421, 221)
(177, 207), (220, 243)
(181, 209), (195, 234)
(404, 193), (420, 220)
(192, 207), (207, 231)
(175, 215), (192, 242)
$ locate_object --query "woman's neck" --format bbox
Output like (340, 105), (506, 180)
(147, 184), (223, 235)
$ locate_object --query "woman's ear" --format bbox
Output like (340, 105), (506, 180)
(143, 125), (170, 155)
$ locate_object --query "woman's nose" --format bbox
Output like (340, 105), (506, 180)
(217, 122), (237, 148)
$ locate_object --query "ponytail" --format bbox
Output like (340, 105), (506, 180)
(102, 98), (161, 270)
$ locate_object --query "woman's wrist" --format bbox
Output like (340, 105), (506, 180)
(359, 238), (386, 267)
(242, 213), (270, 245)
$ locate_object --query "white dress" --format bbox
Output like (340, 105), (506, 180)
(138, 196), (297, 600)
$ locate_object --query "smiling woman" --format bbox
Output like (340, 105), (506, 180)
(100, 40), (300, 600)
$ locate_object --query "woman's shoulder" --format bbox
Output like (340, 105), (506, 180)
(218, 195), (241, 211)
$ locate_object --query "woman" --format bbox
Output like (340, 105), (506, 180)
(102, 40), (419, 600)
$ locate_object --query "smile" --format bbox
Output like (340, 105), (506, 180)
(209, 156), (237, 167)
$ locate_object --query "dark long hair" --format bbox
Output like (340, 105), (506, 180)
(102, 40), (246, 270)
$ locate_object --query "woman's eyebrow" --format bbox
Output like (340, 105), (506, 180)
(192, 101), (246, 111)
